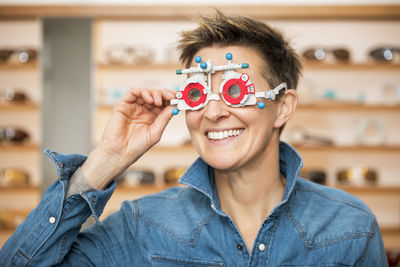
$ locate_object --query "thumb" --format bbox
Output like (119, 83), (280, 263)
(149, 105), (175, 142)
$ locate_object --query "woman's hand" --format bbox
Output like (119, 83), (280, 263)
(81, 88), (176, 190)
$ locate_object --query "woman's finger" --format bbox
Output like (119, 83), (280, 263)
(141, 89), (154, 104)
(161, 88), (177, 101)
(151, 89), (163, 107)
(150, 105), (174, 141)
(121, 88), (140, 103)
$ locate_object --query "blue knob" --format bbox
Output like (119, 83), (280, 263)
(172, 108), (179, 115)
(257, 102), (265, 109)
(200, 62), (207, 69)
(195, 56), (202, 63)
(226, 53), (232, 60)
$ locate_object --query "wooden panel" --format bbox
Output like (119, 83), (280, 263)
(0, 5), (399, 20)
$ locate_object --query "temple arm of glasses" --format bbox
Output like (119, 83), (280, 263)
(255, 83), (287, 101)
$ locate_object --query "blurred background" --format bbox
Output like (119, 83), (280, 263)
(0, 0), (399, 262)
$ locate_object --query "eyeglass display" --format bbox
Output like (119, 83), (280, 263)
(0, 168), (30, 187)
(105, 44), (155, 65)
(0, 210), (30, 230)
(0, 89), (30, 104)
(299, 169), (327, 185)
(355, 117), (385, 146)
(0, 127), (30, 144)
(164, 167), (186, 184)
(369, 46), (400, 63)
(337, 166), (378, 186)
(286, 126), (334, 147)
(302, 47), (350, 63)
(380, 83), (400, 106)
(0, 48), (38, 64)
(116, 169), (155, 186)
(386, 249), (400, 267)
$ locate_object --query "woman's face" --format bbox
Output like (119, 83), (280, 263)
(185, 45), (281, 171)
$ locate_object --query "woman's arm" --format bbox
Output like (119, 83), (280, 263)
(0, 88), (175, 266)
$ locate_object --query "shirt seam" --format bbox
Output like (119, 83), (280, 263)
(285, 202), (371, 250)
(134, 201), (140, 267)
(139, 211), (216, 247)
(356, 219), (378, 266)
(264, 214), (280, 267)
(296, 184), (372, 216)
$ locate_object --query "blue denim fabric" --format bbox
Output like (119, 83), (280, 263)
(0, 142), (388, 266)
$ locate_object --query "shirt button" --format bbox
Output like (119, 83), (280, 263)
(258, 243), (266, 252)
(236, 244), (243, 250)
(49, 216), (56, 224)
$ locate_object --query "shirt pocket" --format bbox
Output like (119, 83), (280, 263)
(151, 254), (224, 266)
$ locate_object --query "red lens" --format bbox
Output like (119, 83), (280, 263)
(222, 78), (247, 105)
(182, 82), (207, 108)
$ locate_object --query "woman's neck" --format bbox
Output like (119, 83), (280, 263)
(214, 140), (285, 252)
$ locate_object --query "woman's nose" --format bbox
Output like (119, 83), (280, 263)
(203, 94), (230, 122)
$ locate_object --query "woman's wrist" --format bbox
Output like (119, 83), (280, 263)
(81, 147), (128, 190)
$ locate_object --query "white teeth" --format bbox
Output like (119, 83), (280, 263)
(207, 129), (243, 140)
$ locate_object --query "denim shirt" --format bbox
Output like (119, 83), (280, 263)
(0, 142), (387, 266)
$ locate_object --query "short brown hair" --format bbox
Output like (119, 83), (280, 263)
(178, 10), (302, 92)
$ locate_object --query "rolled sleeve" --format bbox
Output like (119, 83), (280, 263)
(0, 149), (116, 266)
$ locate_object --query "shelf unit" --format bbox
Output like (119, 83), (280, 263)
(0, 62), (38, 71)
(0, 4), (399, 249)
(0, 19), (42, 248)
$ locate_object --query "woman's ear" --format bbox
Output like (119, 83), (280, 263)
(274, 89), (298, 129)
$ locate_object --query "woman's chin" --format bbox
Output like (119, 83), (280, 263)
(203, 154), (242, 171)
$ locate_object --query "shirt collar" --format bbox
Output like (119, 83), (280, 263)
(179, 141), (303, 207)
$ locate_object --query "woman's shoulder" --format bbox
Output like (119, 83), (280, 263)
(294, 177), (374, 216)
(286, 178), (377, 250)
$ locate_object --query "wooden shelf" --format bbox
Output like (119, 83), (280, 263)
(0, 102), (39, 111)
(381, 226), (400, 234)
(297, 102), (400, 112)
(0, 144), (40, 152)
(304, 62), (400, 70)
(0, 62), (38, 71)
(336, 186), (400, 194)
(98, 63), (179, 71)
(294, 145), (400, 153)
(0, 5), (399, 20)
(0, 186), (39, 193)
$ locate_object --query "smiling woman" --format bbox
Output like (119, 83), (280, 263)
(0, 11), (388, 267)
